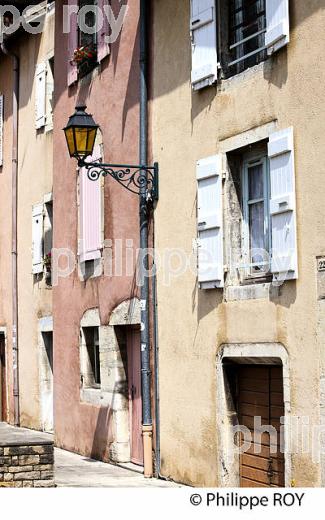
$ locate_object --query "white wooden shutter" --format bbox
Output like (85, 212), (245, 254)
(266, 0), (290, 55)
(32, 203), (44, 274)
(191, 0), (218, 91)
(197, 155), (224, 289)
(35, 62), (46, 129)
(45, 60), (54, 132)
(268, 127), (298, 280)
(0, 94), (3, 167)
(79, 145), (102, 263)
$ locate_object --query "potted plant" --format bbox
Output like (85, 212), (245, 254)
(71, 45), (97, 77)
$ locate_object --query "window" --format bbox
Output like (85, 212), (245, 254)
(190, 0), (290, 88)
(35, 58), (54, 131)
(32, 195), (53, 284)
(196, 127), (298, 289)
(242, 154), (270, 276)
(68, 0), (110, 86)
(77, 0), (98, 78)
(84, 327), (101, 387)
(228, 0), (267, 75)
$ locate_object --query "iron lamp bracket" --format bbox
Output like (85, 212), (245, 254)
(78, 160), (159, 201)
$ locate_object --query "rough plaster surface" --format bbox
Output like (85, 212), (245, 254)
(0, 13), (54, 429)
(152, 0), (324, 486)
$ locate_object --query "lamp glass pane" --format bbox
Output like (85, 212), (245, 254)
(75, 127), (90, 156)
(65, 127), (76, 157)
(86, 128), (97, 155)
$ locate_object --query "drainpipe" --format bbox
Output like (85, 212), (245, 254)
(139, 0), (153, 477)
(0, 42), (20, 427)
(153, 248), (161, 476)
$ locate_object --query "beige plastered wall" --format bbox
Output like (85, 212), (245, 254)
(151, 0), (325, 487)
(18, 11), (54, 429)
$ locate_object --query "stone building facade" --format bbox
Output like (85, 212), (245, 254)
(151, 0), (325, 487)
(0, 2), (54, 431)
(52, 0), (147, 466)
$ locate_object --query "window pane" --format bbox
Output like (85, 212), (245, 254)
(229, 0), (267, 75)
(249, 201), (266, 270)
(84, 326), (101, 387)
(79, 0), (96, 47)
(248, 163), (264, 200)
(94, 345), (101, 385)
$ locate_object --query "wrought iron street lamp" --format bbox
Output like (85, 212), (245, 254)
(64, 105), (158, 199)
(63, 105), (158, 476)
(64, 105), (99, 161)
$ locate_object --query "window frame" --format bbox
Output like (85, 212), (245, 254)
(83, 326), (101, 389)
(219, 0), (268, 78)
(242, 153), (271, 278)
(77, 0), (98, 78)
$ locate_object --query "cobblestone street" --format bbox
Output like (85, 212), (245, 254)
(55, 448), (181, 488)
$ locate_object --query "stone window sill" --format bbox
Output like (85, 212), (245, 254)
(225, 282), (279, 302)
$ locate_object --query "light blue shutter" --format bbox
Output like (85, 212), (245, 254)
(268, 127), (298, 281)
(35, 62), (46, 129)
(191, 0), (218, 90)
(266, 0), (290, 55)
(32, 203), (44, 274)
(197, 155), (224, 289)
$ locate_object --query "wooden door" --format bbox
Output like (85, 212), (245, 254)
(238, 365), (285, 487)
(0, 334), (7, 422)
(127, 329), (143, 466)
(42, 332), (54, 432)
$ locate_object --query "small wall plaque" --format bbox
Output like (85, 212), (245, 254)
(318, 258), (325, 272)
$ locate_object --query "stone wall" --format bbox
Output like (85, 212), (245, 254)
(0, 443), (54, 487)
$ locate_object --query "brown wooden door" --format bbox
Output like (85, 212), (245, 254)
(127, 329), (143, 466)
(0, 334), (7, 422)
(238, 365), (285, 488)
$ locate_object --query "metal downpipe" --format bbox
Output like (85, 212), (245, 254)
(139, 0), (153, 477)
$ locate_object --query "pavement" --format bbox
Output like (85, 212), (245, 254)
(0, 422), (53, 446)
(0, 423), (180, 487)
(55, 447), (181, 487)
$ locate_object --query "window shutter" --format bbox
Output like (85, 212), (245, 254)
(265, 0), (290, 55)
(67, 0), (78, 86)
(190, 0), (218, 91)
(268, 127), (298, 280)
(79, 145), (102, 263)
(45, 60), (54, 132)
(32, 204), (44, 274)
(197, 154), (224, 289)
(0, 94), (3, 167)
(35, 63), (46, 129)
(97, 0), (110, 62)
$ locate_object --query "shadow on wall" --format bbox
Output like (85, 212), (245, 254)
(152, 0), (325, 101)
(153, 0), (325, 125)
(66, 0), (134, 145)
(90, 398), (113, 461)
(1, 32), (41, 124)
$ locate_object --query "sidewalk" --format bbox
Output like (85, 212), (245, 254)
(55, 448), (181, 487)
